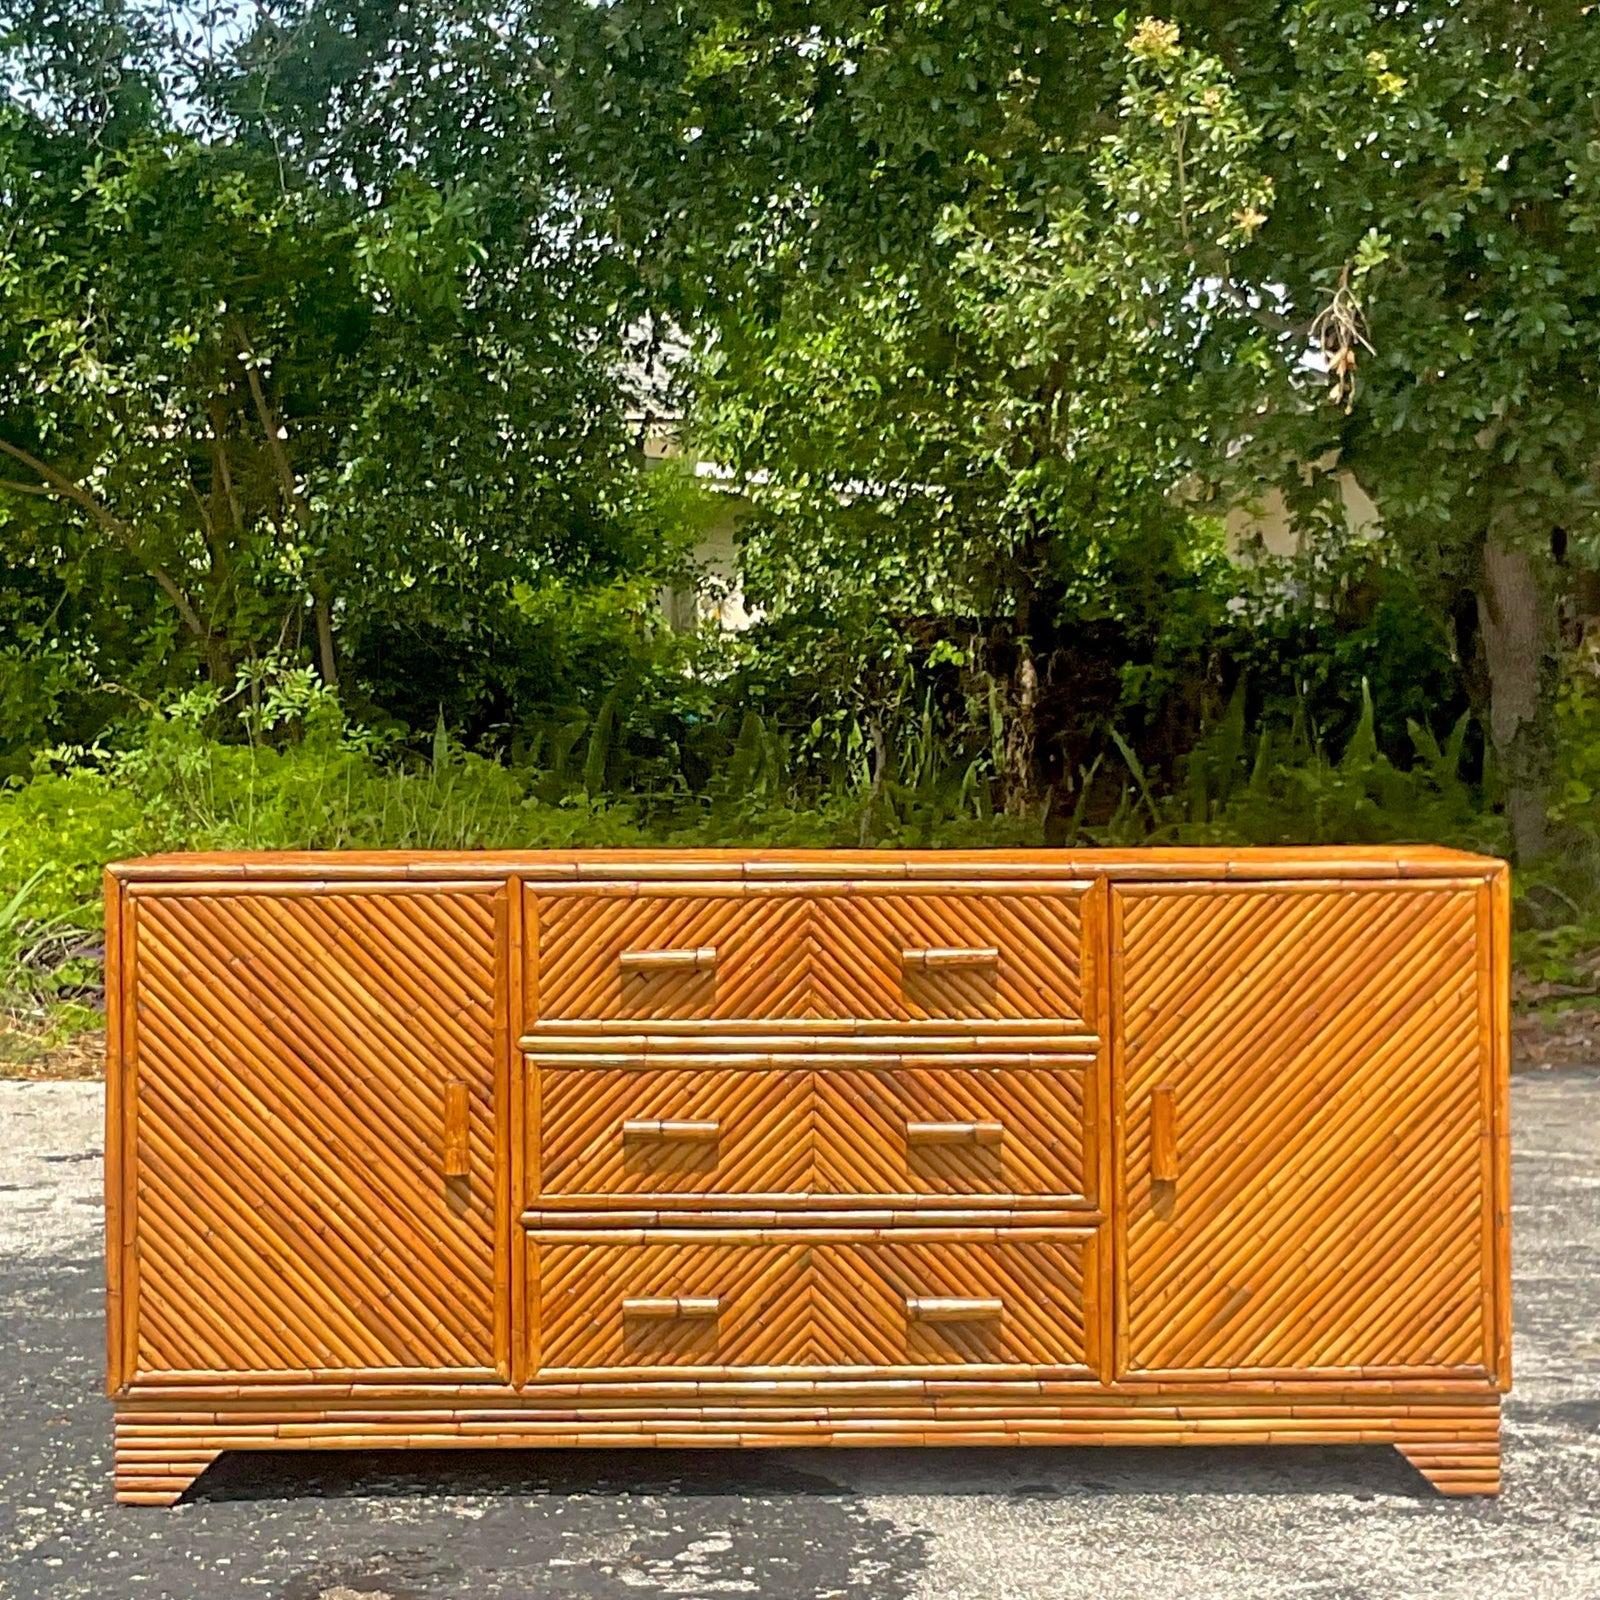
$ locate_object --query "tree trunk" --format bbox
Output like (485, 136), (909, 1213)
(311, 581), (340, 693)
(859, 716), (888, 846)
(202, 632), (235, 688)
(992, 532), (1060, 819)
(1002, 647), (1041, 817)
(1477, 525), (1557, 862)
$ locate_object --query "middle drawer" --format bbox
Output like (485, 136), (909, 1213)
(533, 1062), (1090, 1205)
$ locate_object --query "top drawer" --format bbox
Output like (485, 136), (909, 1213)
(526, 882), (1093, 1027)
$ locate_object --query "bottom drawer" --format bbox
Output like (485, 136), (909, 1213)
(529, 1231), (1097, 1374)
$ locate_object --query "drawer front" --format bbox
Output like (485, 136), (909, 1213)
(813, 1068), (1089, 1203)
(531, 1234), (1095, 1372)
(533, 1064), (1089, 1204)
(539, 1067), (811, 1197)
(529, 883), (1091, 1025)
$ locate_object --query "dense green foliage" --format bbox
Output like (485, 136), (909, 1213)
(2, 0), (1599, 1041)
(538, 0), (1600, 854)
(0, 119), (678, 759)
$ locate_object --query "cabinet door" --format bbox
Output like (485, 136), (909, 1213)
(120, 885), (503, 1383)
(1115, 880), (1500, 1379)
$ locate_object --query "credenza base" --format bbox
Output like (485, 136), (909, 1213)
(113, 1393), (1502, 1504)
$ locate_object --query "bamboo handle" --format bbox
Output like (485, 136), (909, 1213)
(623, 1296), (721, 1320)
(442, 1079), (470, 1179)
(906, 1296), (1004, 1322)
(901, 947), (1000, 972)
(622, 1118), (721, 1142)
(906, 1119), (1003, 1148)
(620, 946), (717, 974)
(1150, 1084), (1178, 1185)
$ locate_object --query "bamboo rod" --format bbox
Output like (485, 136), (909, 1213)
(620, 946), (718, 974)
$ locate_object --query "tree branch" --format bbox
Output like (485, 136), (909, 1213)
(233, 328), (340, 689)
(1215, 271), (1310, 338)
(205, 395), (245, 536)
(186, 474), (217, 543)
(234, 332), (311, 535)
(0, 437), (210, 641)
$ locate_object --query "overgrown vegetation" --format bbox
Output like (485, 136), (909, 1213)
(9, 638), (1600, 1039)
(2, 0), (1599, 1054)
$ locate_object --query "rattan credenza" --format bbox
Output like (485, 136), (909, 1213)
(104, 847), (1511, 1503)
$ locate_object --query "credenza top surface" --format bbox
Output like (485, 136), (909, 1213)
(108, 844), (1507, 884)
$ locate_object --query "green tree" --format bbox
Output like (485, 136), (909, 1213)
(1193, 0), (1600, 862)
(0, 8), (645, 747)
(535, 0), (1600, 856)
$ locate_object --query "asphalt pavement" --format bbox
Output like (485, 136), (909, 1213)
(2, 1071), (1596, 1600)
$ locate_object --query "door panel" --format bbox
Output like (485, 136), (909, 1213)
(127, 886), (502, 1380)
(1116, 881), (1492, 1377)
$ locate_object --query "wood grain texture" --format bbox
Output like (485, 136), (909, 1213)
(106, 847), (1510, 1504)
(1116, 880), (1495, 1378)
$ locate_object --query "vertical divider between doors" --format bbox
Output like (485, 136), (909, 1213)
(1106, 878), (1129, 1383)
(508, 877), (530, 1388)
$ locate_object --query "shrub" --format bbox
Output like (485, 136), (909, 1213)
(1090, 682), (1501, 853)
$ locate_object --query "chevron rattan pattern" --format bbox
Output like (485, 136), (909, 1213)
(1117, 881), (1493, 1377)
(530, 884), (1088, 1024)
(540, 1067), (812, 1196)
(127, 886), (502, 1378)
(531, 1233), (1092, 1372)
(534, 1064), (1088, 1203)
(811, 1068), (1087, 1201)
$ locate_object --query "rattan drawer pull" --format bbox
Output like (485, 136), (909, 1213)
(623, 1296), (721, 1320)
(906, 1119), (1003, 1148)
(442, 1078), (470, 1178)
(620, 946), (717, 974)
(621, 1118), (721, 1142)
(906, 1296), (1004, 1323)
(901, 947), (1000, 972)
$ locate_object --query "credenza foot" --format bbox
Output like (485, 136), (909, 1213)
(113, 1443), (219, 1506)
(1396, 1434), (1502, 1497)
